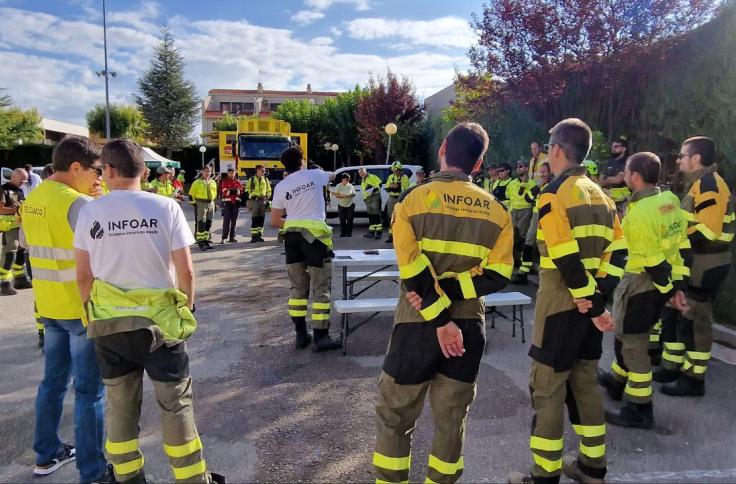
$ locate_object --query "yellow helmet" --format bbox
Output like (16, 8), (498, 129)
(391, 161), (403, 171)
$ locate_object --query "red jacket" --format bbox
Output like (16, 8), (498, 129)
(221, 178), (243, 203)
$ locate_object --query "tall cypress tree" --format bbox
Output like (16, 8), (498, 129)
(136, 28), (199, 156)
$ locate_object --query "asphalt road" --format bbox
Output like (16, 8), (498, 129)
(1, 206), (735, 483)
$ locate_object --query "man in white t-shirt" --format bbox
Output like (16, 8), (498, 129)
(74, 139), (224, 484)
(271, 147), (341, 352)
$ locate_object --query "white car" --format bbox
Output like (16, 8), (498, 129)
(326, 164), (423, 218)
(1, 166), (44, 184)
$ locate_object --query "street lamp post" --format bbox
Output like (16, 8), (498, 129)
(384, 123), (397, 164)
(331, 143), (339, 171)
(96, 0), (116, 139)
(199, 145), (206, 170)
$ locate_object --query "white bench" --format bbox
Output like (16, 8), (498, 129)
(333, 292), (533, 354)
(345, 270), (400, 298)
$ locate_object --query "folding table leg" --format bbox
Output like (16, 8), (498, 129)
(512, 305), (516, 338)
(520, 306), (526, 343)
(341, 313), (349, 355)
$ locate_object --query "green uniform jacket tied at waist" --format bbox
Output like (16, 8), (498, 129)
(283, 219), (333, 250)
(86, 279), (197, 347)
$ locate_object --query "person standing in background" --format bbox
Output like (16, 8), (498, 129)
(220, 168), (243, 243)
(334, 173), (355, 237)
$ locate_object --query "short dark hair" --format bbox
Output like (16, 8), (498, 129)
(340, 173), (351, 181)
(24, 164), (32, 171)
(52, 136), (101, 172)
(540, 162), (550, 172)
(548, 118), (592, 164)
(255, 164), (264, 170)
(627, 152), (661, 184)
(281, 146), (304, 173)
(101, 139), (145, 178)
(42, 164), (54, 179)
(444, 122), (489, 175)
(613, 137), (628, 149)
(683, 136), (716, 167)
(227, 168), (235, 172)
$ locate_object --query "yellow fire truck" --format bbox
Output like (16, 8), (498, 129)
(211, 116), (307, 179)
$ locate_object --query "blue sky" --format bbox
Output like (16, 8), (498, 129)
(0, 0), (481, 128)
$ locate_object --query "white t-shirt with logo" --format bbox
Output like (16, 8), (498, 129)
(272, 169), (332, 221)
(74, 190), (195, 290)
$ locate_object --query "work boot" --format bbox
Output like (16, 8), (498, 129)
(91, 464), (117, 484)
(251, 236), (258, 243)
(38, 330), (44, 350)
(510, 272), (528, 285)
(210, 473), (226, 484)
(385, 235), (393, 243)
(606, 402), (654, 429)
(562, 455), (604, 484)
(363, 232), (375, 239)
(507, 471), (535, 483)
(312, 329), (341, 352)
(661, 374), (705, 397)
(0, 281), (17, 296)
(256, 235), (265, 242)
(375, 231), (383, 240)
(597, 369), (624, 401)
(206, 240), (215, 249)
(13, 275), (32, 289)
(652, 366), (679, 383)
(228, 237), (237, 243)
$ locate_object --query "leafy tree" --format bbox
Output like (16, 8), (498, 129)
(0, 105), (43, 149)
(319, 86), (365, 166)
(136, 28), (199, 156)
(272, 99), (327, 163)
(355, 70), (424, 164)
(213, 112), (238, 132)
(466, 0), (717, 136)
(86, 104), (148, 142)
(0, 88), (10, 109)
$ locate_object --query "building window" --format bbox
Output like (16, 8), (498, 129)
(270, 103), (281, 112)
(220, 102), (231, 113)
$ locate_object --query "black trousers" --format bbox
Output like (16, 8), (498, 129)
(338, 204), (355, 236)
(94, 329), (190, 382)
(221, 202), (239, 240)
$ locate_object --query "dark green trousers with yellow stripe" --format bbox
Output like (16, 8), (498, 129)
(374, 320), (484, 484)
(284, 232), (332, 329)
(660, 297), (714, 380)
(94, 330), (212, 483)
(529, 360), (606, 481)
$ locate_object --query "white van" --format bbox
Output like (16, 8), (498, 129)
(326, 164), (422, 218)
(1, 166), (44, 184)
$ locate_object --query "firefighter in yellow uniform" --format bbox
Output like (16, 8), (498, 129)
(510, 119), (625, 484)
(384, 161), (410, 244)
(151, 166), (177, 197)
(0, 168), (30, 295)
(600, 138), (631, 214)
(491, 163), (512, 208)
(189, 166), (218, 250)
(247, 165), (272, 243)
(374, 123), (513, 484)
(655, 136), (735, 396)
(515, 163), (552, 284)
(359, 168), (383, 239)
(597, 152), (688, 429)
(529, 141), (548, 185)
(507, 160), (538, 279)
(481, 164), (497, 193)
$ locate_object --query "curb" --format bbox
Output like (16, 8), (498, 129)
(714, 323), (736, 349)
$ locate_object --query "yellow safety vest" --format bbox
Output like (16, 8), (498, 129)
(22, 180), (86, 320)
(248, 176), (272, 198)
(151, 179), (176, 197)
(507, 177), (537, 210)
(188, 179), (217, 201)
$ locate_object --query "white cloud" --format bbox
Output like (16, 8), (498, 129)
(290, 10), (325, 25)
(346, 16), (475, 49)
(0, 6), (466, 128)
(330, 26), (343, 37)
(304, 0), (370, 11)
